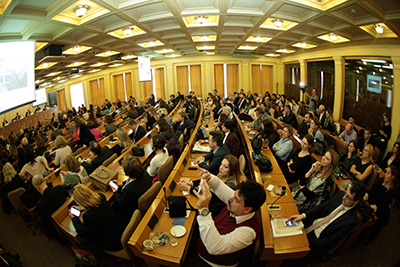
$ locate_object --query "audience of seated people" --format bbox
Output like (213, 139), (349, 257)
(1, 91), (399, 265)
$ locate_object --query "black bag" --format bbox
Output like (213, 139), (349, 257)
(314, 140), (326, 155)
(357, 200), (375, 223)
(167, 196), (187, 218)
(253, 152), (273, 172)
(251, 134), (263, 154)
(131, 146), (145, 157)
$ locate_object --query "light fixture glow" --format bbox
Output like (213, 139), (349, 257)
(75, 5), (89, 17)
(375, 25), (384, 34)
(43, 63), (48, 68)
(201, 36), (208, 41)
(330, 33), (338, 41)
(73, 62), (79, 66)
(195, 16), (208, 24)
(105, 51), (111, 56)
(300, 43), (307, 47)
(273, 19), (283, 27)
(123, 27), (133, 35)
(73, 45), (80, 52)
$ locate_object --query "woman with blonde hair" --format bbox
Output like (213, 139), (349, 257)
(350, 144), (374, 182)
(292, 149), (339, 213)
(178, 155), (247, 216)
(54, 135), (72, 166)
(112, 128), (133, 155)
(2, 162), (25, 213)
(70, 184), (125, 251)
(145, 106), (159, 131)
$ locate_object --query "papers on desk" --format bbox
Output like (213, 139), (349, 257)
(68, 220), (78, 237)
(271, 219), (304, 238)
(192, 143), (211, 153)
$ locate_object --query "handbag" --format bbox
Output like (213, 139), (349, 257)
(131, 146), (145, 157)
(89, 165), (118, 192)
(253, 152), (273, 173)
(251, 134), (263, 154)
(167, 196), (187, 218)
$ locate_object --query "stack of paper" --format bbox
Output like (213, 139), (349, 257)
(270, 218), (304, 238)
(192, 143), (211, 153)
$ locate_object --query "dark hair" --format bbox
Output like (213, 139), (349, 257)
(219, 113), (228, 125)
(89, 141), (102, 155)
(25, 146), (36, 165)
(306, 112), (314, 119)
(349, 140), (358, 152)
(105, 115), (114, 124)
(87, 121), (94, 129)
(364, 127), (372, 134)
(157, 118), (172, 133)
(122, 155), (145, 179)
(303, 134), (315, 153)
(350, 181), (366, 202)
(223, 119), (235, 131)
(128, 119), (138, 126)
(255, 107), (264, 114)
(152, 134), (166, 151)
(209, 130), (224, 147)
(237, 180), (266, 212)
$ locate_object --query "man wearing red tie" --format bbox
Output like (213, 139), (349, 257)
(289, 181), (366, 259)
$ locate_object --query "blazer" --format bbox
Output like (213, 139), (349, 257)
(82, 146), (113, 174)
(224, 131), (240, 157)
(114, 171), (152, 222)
(199, 144), (231, 175)
(72, 194), (125, 251)
(282, 111), (298, 129)
(130, 125), (146, 143)
(304, 191), (358, 255)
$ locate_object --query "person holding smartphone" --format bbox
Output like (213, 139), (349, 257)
(70, 184), (125, 251)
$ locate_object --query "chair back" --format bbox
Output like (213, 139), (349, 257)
(121, 146), (130, 154)
(138, 181), (162, 215)
(120, 209), (142, 259)
(158, 156), (174, 184)
(7, 187), (26, 213)
(239, 154), (246, 172)
(73, 146), (86, 156)
(178, 134), (184, 153)
(102, 153), (118, 166)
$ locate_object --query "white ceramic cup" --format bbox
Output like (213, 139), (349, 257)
(143, 239), (154, 251)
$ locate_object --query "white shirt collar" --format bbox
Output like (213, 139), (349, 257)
(230, 211), (255, 224)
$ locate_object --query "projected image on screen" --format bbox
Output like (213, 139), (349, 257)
(0, 41), (35, 114)
(138, 56), (151, 82)
(32, 88), (47, 106)
(367, 75), (382, 94)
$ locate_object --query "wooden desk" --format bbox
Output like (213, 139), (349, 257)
(234, 114), (310, 265)
(128, 198), (196, 267)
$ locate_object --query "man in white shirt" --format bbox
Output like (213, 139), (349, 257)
(289, 181), (366, 259)
(193, 168), (266, 266)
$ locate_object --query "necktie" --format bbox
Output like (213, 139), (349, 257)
(306, 205), (345, 234)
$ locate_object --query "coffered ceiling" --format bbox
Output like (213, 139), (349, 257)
(0, 0), (399, 87)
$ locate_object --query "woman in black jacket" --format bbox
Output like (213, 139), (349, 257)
(70, 184), (125, 251)
(71, 117), (95, 147)
(111, 155), (152, 223)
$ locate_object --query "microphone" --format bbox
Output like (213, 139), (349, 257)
(163, 187), (169, 212)
(269, 186), (286, 210)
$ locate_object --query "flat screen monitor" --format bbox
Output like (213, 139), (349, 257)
(32, 87), (47, 106)
(138, 56), (151, 82)
(0, 41), (36, 114)
(367, 74), (382, 94)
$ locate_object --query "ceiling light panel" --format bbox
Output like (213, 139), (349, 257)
(52, 1), (110, 26)
(182, 15), (219, 27)
(107, 26), (146, 39)
(35, 62), (58, 70)
(317, 33), (350, 43)
(192, 35), (217, 42)
(275, 49), (295, 53)
(137, 40), (164, 48)
(246, 36), (272, 43)
(238, 45), (257, 50)
(260, 18), (298, 31)
(196, 45), (215, 50)
(95, 50), (120, 57)
(359, 23), (398, 38)
(63, 45), (92, 55)
(66, 62), (86, 67)
(292, 42), (317, 49)
(286, 0), (349, 11)
(155, 49), (175, 54)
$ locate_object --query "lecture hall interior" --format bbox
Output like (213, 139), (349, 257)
(0, 0), (399, 266)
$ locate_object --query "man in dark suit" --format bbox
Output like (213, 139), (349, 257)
(81, 141), (113, 174)
(236, 93), (246, 111)
(358, 127), (376, 152)
(289, 181), (366, 259)
(297, 112), (313, 138)
(128, 119), (146, 143)
(194, 130), (231, 175)
(222, 119), (240, 157)
(281, 105), (298, 129)
(33, 174), (69, 238)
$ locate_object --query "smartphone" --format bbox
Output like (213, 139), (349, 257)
(284, 220), (297, 227)
(188, 167), (197, 171)
(70, 207), (81, 217)
(109, 181), (118, 191)
(197, 179), (204, 194)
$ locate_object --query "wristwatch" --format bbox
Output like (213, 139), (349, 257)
(199, 207), (210, 216)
